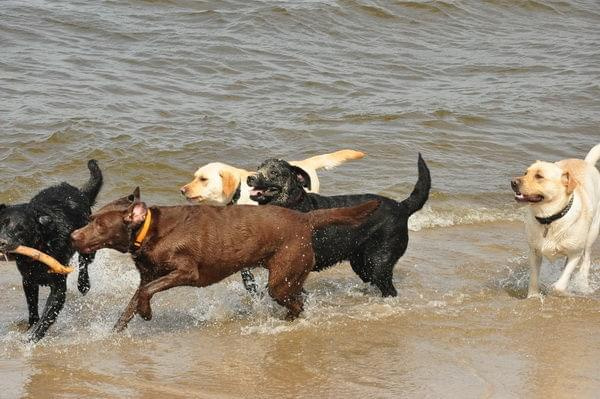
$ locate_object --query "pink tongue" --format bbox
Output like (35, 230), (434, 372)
(250, 189), (263, 196)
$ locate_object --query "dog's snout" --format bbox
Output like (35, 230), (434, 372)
(247, 175), (257, 186)
(180, 186), (187, 196)
(70, 229), (83, 243)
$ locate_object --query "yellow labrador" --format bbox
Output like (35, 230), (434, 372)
(511, 144), (600, 296)
(181, 149), (365, 205)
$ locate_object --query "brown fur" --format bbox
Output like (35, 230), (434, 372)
(70, 189), (379, 332)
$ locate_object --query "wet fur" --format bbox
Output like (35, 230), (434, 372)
(512, 144), (600, 296)
(70, 188), (379, 331)
(247, 154), (431, 297)
(0, 160), (103, 341)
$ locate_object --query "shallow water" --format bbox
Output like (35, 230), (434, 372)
(1, 0), (600, 397)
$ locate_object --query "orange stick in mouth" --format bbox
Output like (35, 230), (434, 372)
(1, 245), (73, 274)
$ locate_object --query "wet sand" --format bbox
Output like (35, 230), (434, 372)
(1, 221), (599, 398)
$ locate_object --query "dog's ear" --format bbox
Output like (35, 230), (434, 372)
(290, 166), (312, 190)
(220, 170), (238, 201)
(562, 172), (577, 194)
(128, 187), (141, 203)
(124, 202), (148, 226)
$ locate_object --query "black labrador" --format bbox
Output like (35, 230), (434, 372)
(0, 160), (103, 341)
(246, 154), (431, 297)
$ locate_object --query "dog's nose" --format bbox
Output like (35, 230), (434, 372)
(247, 175), (256, 186)
(180, 186), (187, 196)
(511, 179), (520, 191)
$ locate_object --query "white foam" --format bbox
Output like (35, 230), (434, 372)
(409, 203), (526, 231)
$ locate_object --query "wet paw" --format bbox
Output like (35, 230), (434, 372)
(137, 303), (152, 321)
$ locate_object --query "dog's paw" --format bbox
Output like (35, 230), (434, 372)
(549, 284), (569, 296)
(137, 302), (153, 321)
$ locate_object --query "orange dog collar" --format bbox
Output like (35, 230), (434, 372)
(133, 209), (152, 248)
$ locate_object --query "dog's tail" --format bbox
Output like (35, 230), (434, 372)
(307, 200), (380, 230)
(584, 144), (600, 166)
(80, 160), (103, 206)
(399, 153), (431, 216)
(292, 149), (365, 171)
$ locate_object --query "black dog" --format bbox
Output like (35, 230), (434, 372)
(0, 160), (103, 341)
(247, 154), (430, 297)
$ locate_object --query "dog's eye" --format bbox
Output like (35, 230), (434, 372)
(535, 174), (543, 179)
(199, 177), (207, 182)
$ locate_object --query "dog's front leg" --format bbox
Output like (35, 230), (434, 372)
(136, 272), (189, 321)
(527, 249), (543, 298)
(28, 280), (67, 341)
(114, 285), (143, 332)
(22, 278), (39, 328)
(77, 252), (95, 295)
(552, 254), (582, 294)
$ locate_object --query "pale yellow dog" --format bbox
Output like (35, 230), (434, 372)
(512, 144), (600, 296)
(181, 149), (365, 205)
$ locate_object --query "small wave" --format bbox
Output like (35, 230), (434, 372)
(409, 203), (525, 231)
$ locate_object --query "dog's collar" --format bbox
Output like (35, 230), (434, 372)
(133, 209), (152, 248)
(228, 184), (241, 205)
(535, 196), (574, 225)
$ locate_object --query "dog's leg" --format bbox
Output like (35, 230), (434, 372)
(240, 268), (258, 295)
(349, 253), (372, 283)
(114, 283), (144, 332)
(551, 254), (582, 294)
(136, 272), (189, 321)
(527, 250), (543, 298)
(77, 252), (95, 295)
(577, 249), (593, 292)
(266, 245), (311, 320)
(22, 278), (39, 328)
(28, 279), (67, 341)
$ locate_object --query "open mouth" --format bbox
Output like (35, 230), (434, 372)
(249, 186), (279, 201)
(185, 195), (203, 202)
(514, 192), (544, 203)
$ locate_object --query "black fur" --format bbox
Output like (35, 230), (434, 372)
(0, 160), (103, 341)
(247, 154), (431, 297)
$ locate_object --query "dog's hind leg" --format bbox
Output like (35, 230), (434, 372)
(22, 278), (39, 327)
(266, 244), (312, 320)
(577, 224), (600, 292)
(349, 253), (373, 283)
(552, 254), (582, 294)
(77, 252), (95, 295)
(28, 279), (67, 341)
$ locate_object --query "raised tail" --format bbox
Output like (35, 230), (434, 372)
(584, 144), (600, 166)
(307, 200), (380, 230)
(400, 153), (431, 215)
(80, 159), (103, 206)
(292, 149), (365, 171)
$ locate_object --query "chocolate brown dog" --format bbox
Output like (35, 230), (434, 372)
(70, 188), (378, 331)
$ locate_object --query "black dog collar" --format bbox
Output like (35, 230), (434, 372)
(228, 184), (242, 205)
(535, 196), (574, 226)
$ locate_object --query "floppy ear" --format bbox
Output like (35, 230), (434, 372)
(220, 170), (238, 200)
(124, 202), (148, 226)
(562, 172), (577, 194)
(290, 166), (312, 190)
